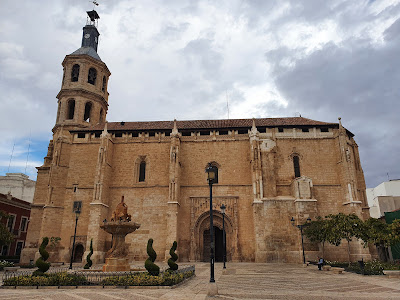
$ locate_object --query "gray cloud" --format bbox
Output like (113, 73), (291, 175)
(0, 0), (399, 187)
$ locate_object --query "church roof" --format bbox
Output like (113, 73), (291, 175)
(76, 117), (339, 132)
(70, 46), (102, 61)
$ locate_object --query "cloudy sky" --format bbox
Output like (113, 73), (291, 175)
(0, 0), (399, 188)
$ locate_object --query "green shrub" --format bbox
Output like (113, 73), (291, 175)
(84, 239), (93, 269)
(0, 260), (14, 271)
(167, 241), (178, 271)
(145, 238), (160, 276)
(18, 264), (36, 269)
(3, 272), (87, 286)
(33, 237), (50, 276)
(101, 270), (194, 286)
(325, 260), (400, 275)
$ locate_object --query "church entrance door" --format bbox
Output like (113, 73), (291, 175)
(73, 244), (84, 262)
(202, 227), (224, 262)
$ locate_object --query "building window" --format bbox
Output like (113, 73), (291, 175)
(84, 102), (92, 121)
(7, 214), (16, 232)
(278, 127), (284, 132)
(15, 241), (24, 256)
(139, 161), (146, 182)
(99, 108), (103, 123)
(20, 217), (28, 232)
(302, 128), (309, 132)
(67, 100), (75, 120)
(1, 245), (8, 256)
(102, 76), (107, 92)
(293, 156), (301, 178)
(71, 64), (80, 82)
(88, 68), (97, 85)
(320, 128), (329, 132)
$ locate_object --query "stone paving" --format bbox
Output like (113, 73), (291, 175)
(1, 263), (400, 299)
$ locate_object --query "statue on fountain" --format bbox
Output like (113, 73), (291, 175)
(100, 195), (140, 272)
(111, 196), (131, 222)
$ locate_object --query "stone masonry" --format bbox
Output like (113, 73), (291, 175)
(21, 11), (371, 265)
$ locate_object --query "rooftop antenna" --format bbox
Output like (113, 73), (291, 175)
(387, 172), (390, 181)
(226, 91), (230, 119)
(25, 131), (31, 174)
(294, 112), (301, 117)
(7, 141), (15, 173)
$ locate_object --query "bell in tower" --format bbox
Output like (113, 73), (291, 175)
(54, 10), (111, 132)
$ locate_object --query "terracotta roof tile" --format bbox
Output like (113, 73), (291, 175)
(74, 117), (337, 132)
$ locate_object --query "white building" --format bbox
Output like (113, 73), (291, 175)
(367, 179), (400, 218)
(0, 173), (36, 203)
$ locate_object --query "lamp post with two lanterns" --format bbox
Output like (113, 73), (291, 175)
(69, 207), (81, 270)
(290, 216), (311, 264)
(205, 165), (217, 283)
(220, 204), (226, 269)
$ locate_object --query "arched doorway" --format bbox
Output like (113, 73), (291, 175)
(73, 244), (84, 262)
(203, 226), (224, 262)
(192, 210), (236, 262)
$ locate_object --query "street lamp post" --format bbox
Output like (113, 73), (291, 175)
(220, 204), (226, 269)
(290, 217), (311, 264)
(69, 208), (81, 270)
(206, 165), (217, 283)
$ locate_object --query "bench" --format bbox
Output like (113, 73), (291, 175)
(4, 266), (20, 272)
(383, 270), (400, 278)
(322, 265), (331, 271)
(331, 267), (345, 274)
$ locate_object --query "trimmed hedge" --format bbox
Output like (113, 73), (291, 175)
(325, 260), (400, 275)
(0, 260), (14, 271)
(101, 270), (195, 286)
(145, 238), (160, 276)
(3, 272), (87, 286)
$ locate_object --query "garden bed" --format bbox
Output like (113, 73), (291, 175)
(2, 266), (195, 287)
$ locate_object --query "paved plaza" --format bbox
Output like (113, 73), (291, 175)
(1, 263), (400, 299)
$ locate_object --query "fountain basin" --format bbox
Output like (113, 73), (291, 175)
(100, 221), (140, 272)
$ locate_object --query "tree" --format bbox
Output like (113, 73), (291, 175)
(325, 213), (364, 265)
(303, 216), (331, 258)
(0, 211), (14, 247)
(360, 218), (397, 262)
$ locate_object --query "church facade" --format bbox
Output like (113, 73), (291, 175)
(21, 11), (371, 265)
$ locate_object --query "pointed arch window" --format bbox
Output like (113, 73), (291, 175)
(88, 68), (97, 85)
(67, 100), (75, 120)
(293, 156), (301, 178)
(71, 64), (80, 82)
(84, 102), (92, 122)
(99, 108), (103, 123)
(139, 161), (146, 182)
(102, 76), (107, 92)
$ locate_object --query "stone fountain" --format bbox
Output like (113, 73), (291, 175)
(100, 196), (140, 272)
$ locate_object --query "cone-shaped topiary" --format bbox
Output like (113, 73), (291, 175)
(33, 237), (50, 276)
(144, 238), (160, 276)
(84, 239), (93, 269)
(167, 241), (178, 271)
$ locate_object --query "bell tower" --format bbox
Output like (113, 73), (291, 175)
(54, 10), (111, 131)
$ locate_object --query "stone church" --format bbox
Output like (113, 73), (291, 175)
(21, 11), (371, 265)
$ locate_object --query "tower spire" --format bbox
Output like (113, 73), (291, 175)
(81, 10), (100, 52)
